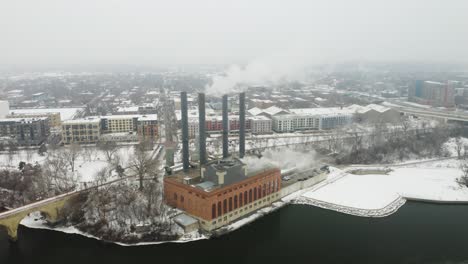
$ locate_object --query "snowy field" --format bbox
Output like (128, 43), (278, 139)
(0, 145), (137, 182)
(301, 159), (468, 214)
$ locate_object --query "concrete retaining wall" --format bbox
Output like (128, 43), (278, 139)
(280, 173), (327, 198)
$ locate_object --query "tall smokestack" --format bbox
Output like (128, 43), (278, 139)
(222, 94), (229, 159)
(239, 92), (245, 158)
(181, 92), (189, 172)
(198, 93), (207, 165)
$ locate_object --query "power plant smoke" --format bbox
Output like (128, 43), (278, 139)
(242, 148), (317, 173)
(205, 54), (312, 96)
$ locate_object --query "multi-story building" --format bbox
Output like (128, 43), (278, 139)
(271, 108), (353, 132)
(8, 112), (61, 128)
(136, 115), (158, 141)
(409, 80), (455, 107)
(0, 117), (50, 145)
(186, 115), (253, 138)
(250, 116), (272, 134)
(100, 115), (138, 133)
(61, 117), (101, 144)
(164, 159), (281, 231)
(64, 114), (159, 144)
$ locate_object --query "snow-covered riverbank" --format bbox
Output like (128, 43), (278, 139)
(298, 159), (468, 217)
(19, 212), (207, 246)
(18, 156), (468, 245)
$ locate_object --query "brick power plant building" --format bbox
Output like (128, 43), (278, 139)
(164, 92), (281, 231)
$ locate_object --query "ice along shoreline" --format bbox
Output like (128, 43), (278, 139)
(20, 159), (468, 245)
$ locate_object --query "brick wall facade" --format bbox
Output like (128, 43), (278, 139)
(164, 168), (281, 222)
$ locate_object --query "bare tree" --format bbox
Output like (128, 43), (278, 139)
(42, 152), (78, 193)
(97, 140), (118, 162)
(25, 141), (33, 162)
(458, 159), (468, 187)
(63, 143), (81, 172)
(455, 137), (464, 160)
(38, 144), (47, 156)
(129, 142), (159, 190)
(7, 141), (18, 166)
(142, 180), (161, 217)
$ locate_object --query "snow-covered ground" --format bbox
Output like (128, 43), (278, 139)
(300, 158), (468, 217)
(20, 211), (207, 246)
(0, 145), (137, 182)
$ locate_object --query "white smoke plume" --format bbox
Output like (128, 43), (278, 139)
(204, 51), (314, 96)
(242, 148), (317, 173)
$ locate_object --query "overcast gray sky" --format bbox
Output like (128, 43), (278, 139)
(1, 0), (467, 66)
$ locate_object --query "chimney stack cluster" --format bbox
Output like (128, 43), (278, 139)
(179, 92), (247, 171)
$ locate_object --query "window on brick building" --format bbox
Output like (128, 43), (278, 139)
(244, 191), (247, 204)
(212, 204), (216, 219)
(218, 202), (222, 217)
(258, 185), (262, 198)
(234, 195), (238, 209)
(254, 187), (257, 200)
(229, 197), (232, 212)
(249, 189), (252, 203)
(223, 199), (227, 214)
(239, 193), (243, 207)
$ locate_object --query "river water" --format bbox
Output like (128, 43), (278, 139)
(1, 202), (468, 264)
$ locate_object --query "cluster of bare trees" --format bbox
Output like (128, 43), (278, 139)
(0, 143), (88, 208)
(0, 163), (43, 208)
(62, 142), (173, 242)
(334, 121), (458, 165)
(455, 136), (468, 187)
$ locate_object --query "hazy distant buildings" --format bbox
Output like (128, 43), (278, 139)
(409, 80), (455, 107)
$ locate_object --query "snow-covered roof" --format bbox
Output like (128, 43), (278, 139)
(345, 104), (391, 114)
(0, 117), (48, 123)
(116, 106), (139, 113)
(174, 214), (198, 227)
(9, 107), (83, 121)
(424, 81), (444, 86)
(248, 107), (263, 116)
(250, 115), (271, 121)
(62, 117), (101, 125)
(263, 106), (289, 116)
(289, 107), (354, 116)
(137, 114), (158, 121)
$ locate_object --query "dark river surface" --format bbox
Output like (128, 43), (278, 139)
(1, 201), (468, 264)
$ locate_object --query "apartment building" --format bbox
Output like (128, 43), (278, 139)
(0, 117), (50, 145)
(8, 112), (61, 127)
(61, 117), (101, 144)
(272, 108), (353, 132)
(100, 115), (138, 133)
(250, 116), (272, 134)
(136, 115), (159, 141)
